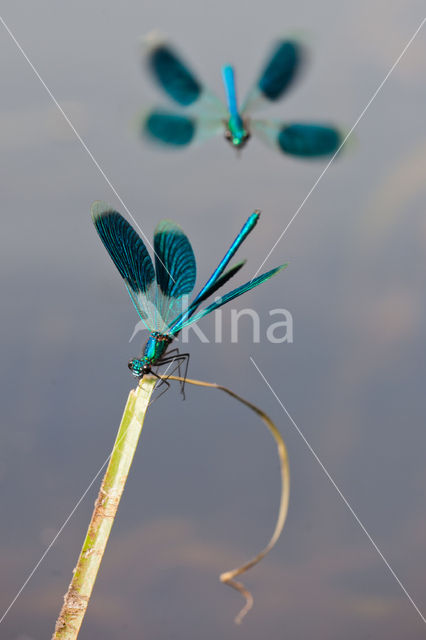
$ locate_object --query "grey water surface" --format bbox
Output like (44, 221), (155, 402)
(1, 1), (426, 638)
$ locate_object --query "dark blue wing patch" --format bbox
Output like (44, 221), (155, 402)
(278, 124), (341, 157)
(148, 44), (202, 106)
(154, 220), (196, 298)
(92, 203), (155, 294)
(258, 40), (303, 101)
(144, 111), (196, 146)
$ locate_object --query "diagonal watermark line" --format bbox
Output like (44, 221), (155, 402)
(250, 356), (426, 625)
(0, 14), (175, 282)
(252, 16), (426, 279)
(0, 455), (108, 625)
(0, 365), (174, 626)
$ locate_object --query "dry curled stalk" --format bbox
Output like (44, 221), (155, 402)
(165, 375), (290, 624)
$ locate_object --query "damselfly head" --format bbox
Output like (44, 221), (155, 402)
(128, 358), (151, 378)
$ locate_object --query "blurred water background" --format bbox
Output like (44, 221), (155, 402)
(1, 1), (426, 638)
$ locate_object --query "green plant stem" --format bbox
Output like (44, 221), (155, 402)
(52, 376), (156, 640)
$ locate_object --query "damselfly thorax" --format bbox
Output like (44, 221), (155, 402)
(128, 331), (173, 377)
(224, 114), (251, 149)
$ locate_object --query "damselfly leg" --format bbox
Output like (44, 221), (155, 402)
(155, 352), (190, 399)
